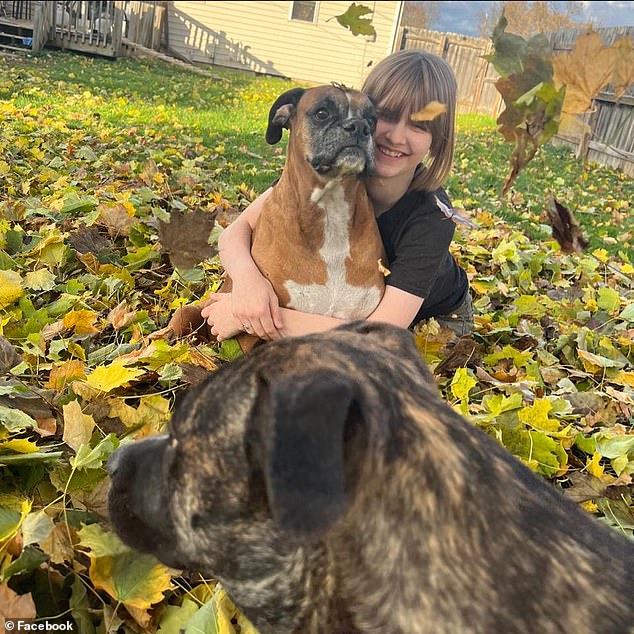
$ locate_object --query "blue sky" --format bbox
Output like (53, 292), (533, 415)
(429, 1), (634, 37)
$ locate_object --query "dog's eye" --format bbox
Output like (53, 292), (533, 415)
(314, 108), (330, 121)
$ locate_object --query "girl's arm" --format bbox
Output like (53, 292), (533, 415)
(206, 188), (283, 340)
(274, 285), (423, 336)
(204, 284), (423, 341)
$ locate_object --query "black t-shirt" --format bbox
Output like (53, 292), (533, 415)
(377, 187), (468, 323)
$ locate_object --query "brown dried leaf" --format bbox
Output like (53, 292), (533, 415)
(410, 101), (447, 122)
(159, 209), (218, 269)
(96, 203), (136, 237)
(70, 225), (110, 255)
(545, 194), (588, 254)
(107, 301), (137, 331)
(0, 584), (36, 619)
(0, 336), (23, 375)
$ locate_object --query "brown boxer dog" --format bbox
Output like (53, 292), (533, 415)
(107, 322), (634, 634)
(168, 84), (385, 349)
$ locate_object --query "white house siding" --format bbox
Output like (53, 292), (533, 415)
(168, 1), (403, 88)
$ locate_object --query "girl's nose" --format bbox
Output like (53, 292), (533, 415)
(383, 117), (408, 146)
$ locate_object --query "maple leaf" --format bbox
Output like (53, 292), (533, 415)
(159, 209), (218, 269)
(78, 523), (173, 610)
(85, 363), (145, 393)
(334, 3), (376, 37)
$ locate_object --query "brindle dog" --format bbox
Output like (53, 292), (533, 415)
(107, 322), (634, 634)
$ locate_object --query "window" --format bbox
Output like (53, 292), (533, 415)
(290, 1), (318, 24)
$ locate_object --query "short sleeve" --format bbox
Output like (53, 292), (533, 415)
(385, 204), (456, 300)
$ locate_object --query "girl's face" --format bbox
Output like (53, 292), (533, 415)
(373, 107), (433, 181)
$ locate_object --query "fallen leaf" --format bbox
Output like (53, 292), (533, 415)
(0, 584), (36, 619)
(62, 401), (96, 452)
(85, 364), (145, 393)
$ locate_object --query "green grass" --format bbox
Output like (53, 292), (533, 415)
(2, 50), (632, 259)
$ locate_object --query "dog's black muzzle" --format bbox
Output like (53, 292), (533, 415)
(107, 435), (180, 565)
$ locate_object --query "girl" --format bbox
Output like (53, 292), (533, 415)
(199, 49), (473, 342)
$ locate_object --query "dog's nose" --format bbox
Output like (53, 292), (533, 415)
(343, 118), (371, 139)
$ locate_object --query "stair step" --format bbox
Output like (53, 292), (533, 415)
(0, 42), (31, 51)
(0, 31), (32, 41)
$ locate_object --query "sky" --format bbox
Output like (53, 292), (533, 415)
(429, 1), (634, 37)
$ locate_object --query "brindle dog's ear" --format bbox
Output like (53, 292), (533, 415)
(256, 371), (358, 534)
(265, 87), (305, 144)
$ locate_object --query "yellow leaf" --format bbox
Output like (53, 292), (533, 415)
(85, 363), (145, 393)
(24, 268), (56, 291)
(46, 360), (86, 390)
(410, 101), (447, 122)
(63, 309), (100, 335)
(450, 368), (477, 413)
(0, 494), (32, 542)
(0, 438), (40, 453)
(0, 270), (24, 308)
(0, 160), (10, 176)
(79, 524), (173, 610)
(592, 248), (609, 263)
(62, 401), (96, 452)
(518, 398), (559, 433)
(586, 453), (604, 479)
(614, 371), (634, 387)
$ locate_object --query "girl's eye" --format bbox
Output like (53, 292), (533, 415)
(314, 109), (330, 121)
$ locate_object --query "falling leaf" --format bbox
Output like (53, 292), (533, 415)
(545, 195), (588, 254)
(159, 209), (218, 269)
(377, 258), (391, 277)
(410, 101), (447, 122)
(62, 401), (96, 452)
(334, 3), (376, 37)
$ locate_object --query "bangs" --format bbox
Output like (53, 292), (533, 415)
(364, 58), (450, 129)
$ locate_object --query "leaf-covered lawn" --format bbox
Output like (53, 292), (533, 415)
(0, 51), (633, 631)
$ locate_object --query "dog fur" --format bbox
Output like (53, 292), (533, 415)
(108, 322), (634, 634)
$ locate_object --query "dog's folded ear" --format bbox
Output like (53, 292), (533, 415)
(255, 370), (359, 535)
(266, 87), (305, 144)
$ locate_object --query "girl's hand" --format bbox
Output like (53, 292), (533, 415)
(230, 276), (283, 340)
(200, 294), (245, 342)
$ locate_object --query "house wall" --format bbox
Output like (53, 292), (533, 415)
(167, 1), (403, 88)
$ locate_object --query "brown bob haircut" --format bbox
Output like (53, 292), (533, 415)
(362, 49), (457, 192)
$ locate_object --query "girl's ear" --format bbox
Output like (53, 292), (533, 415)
(266, 88), (305, 144)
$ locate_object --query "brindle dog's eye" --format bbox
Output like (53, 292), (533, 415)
(314, 108), (329, 121)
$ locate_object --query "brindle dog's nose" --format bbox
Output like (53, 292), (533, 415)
(343, 118), (371, 139)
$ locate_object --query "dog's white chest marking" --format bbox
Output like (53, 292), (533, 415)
(284, 182), (381, 319)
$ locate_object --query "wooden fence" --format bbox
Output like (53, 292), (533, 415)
(399, 25), (634, 177)
(398, 27), (503, 117)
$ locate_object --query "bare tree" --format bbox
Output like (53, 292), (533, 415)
(401, 1), (439, 29)
(478, 1), (596, 38)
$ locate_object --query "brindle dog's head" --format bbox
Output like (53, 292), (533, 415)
(106, 322), (426, 620)
(265, 84), (377, 178)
